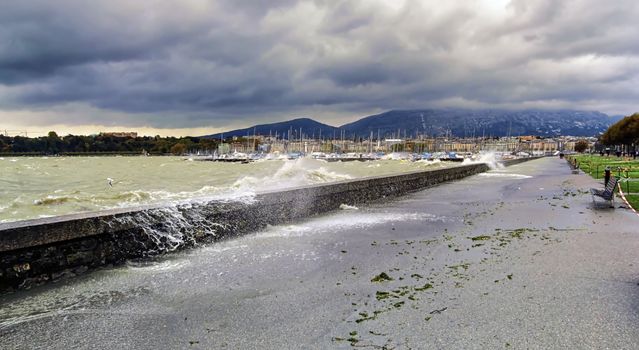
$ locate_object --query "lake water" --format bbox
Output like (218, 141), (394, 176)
(0, 156), (452, 223)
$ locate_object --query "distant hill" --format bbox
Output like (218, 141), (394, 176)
(205, 109), (622, 139)
(203, 118), (339, 139)
(340, 109), (622, 138)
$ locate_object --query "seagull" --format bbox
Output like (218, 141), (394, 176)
(107, 178), (114, 187)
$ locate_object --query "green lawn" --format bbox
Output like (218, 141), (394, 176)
(569, 154), (639, 209)
(628, 195), (639, 210)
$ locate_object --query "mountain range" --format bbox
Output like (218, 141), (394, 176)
(204, 109), (623, 139)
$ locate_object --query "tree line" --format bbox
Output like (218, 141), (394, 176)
(0, 132), (220, 155)
(600, 113), (639, 150)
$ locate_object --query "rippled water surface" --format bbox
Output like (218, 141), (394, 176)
(0, 156), (449, 222)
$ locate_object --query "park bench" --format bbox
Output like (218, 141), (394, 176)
(590, 176), (618, 207)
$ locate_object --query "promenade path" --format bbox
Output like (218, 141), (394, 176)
(1, 157), (638, 349)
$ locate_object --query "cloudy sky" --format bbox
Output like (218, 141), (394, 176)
(1, 0), (637, 136)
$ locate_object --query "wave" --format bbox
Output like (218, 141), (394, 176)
(33, 195), (82, 206)
(28, 186), (256, 214)
(33, 191), (154, 207)
(231, 158), (352, 191)
(461, 152), (505, 170)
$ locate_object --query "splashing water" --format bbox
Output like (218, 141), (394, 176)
(107, 204), (231, 255)
(478, 173), (532, 179)
(255, 211), (452, 239)
(339, 204), (359, 210)
(461, 152), (505, 170)
(231, 158), (353, 191)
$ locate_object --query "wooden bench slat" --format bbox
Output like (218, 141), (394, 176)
(591, 177), (617, 201)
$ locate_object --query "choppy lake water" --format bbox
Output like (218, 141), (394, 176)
(0, 156), (450, 223)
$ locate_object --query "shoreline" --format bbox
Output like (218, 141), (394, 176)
(0, 158), (537, 292)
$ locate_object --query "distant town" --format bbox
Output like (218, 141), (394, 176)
(0, 129), (595, 158)
(215, 133), (594, 156)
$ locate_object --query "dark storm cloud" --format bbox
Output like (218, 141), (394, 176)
(0, 1), (210, 84)
(1, 0), (639, 129)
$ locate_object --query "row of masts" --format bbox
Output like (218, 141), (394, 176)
(227, 127), (509, 144)
(217, 126), (522, 155)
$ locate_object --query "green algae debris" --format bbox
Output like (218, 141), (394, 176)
(371, 272), (394, 282)
(470, 235), (491, 241)
(376, 291), (391, 300)
(447, 263), (470, 271)
(393, 301), (405, 308)
(414, 283), (433, 291)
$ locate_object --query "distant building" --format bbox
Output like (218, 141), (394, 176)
(101, 132), (138, 138)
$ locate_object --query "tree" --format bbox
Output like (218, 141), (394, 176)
(0, 133), (219, 155)
(46, 131), (62, 154)
(170, 143), (187, 155)
(601, 113), (639, 146)
(574, 140), (589, 153)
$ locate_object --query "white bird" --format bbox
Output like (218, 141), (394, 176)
(107, 178), (114, 187)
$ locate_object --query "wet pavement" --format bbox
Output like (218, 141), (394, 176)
(1, 157), (638, 349)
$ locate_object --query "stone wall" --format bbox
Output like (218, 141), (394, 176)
(0, 158), (539, 292)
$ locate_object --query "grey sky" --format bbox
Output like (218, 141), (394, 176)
(0, 0), (637, 135)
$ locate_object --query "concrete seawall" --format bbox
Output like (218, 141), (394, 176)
(0, 158), (539, 292)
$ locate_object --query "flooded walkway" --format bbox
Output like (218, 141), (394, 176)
(1, 157), (638, 349)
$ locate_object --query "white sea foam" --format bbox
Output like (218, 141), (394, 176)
(416, 159), (442, 165)
(200, 244), (249, 254)
(126, 259), (192, 273)
(478, 173), (532, 179)
(339, 204), (359, 210)
(255, 211), (449, 239)
(33, 195), (82, 206)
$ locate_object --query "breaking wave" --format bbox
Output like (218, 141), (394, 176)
(231, 158), (352, 191)
(461, 152), (505, 170)
(33, 195), (82, 206)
